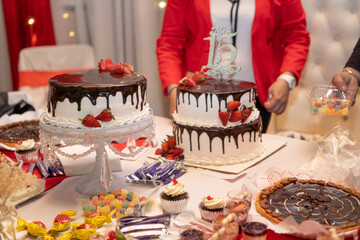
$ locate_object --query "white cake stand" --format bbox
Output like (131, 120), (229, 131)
(39, 111), (156, 194)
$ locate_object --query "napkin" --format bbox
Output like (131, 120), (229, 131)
(56, 145), (123, 176)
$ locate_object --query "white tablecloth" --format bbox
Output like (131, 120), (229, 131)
(16, 116), (317, 230)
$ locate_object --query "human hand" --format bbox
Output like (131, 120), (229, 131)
(330, 69), (359, 105)
(167, 84), (178, 118)
(264, 79), (290, 115)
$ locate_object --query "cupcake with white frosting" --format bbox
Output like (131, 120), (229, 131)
(160, 179), (189, 214)
(14, 139), (38, 163)
(199, 195), (225, 222)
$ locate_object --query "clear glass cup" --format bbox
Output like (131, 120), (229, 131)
(0, 205), (16, 240)
(179, 224), (208, 240)
(227, 190), (252, 208)
(241, 216), (268, 240)
(225, 199), (250, 234)
(211, 215), (239, 240)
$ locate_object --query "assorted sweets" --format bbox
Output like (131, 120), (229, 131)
(198, 195), (226, 222)
(160, 179), (189, 214)
(173, 75), (263, 166)
(14, 139), (38, 163)
(80, 188), (154, 220)
(311, 99), (351, 115)
(44, 58), (152, 129)
(256, 177), (360, 232)
(308, 85), (353, 116)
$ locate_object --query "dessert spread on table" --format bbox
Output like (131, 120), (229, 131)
(43, 58), (151, 129)
(256, 177), (360, 232)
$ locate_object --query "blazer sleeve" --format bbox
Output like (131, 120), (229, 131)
(156, 0), (190, 95)
(345, 38), (360, 72)
(278, 0), (310, 81)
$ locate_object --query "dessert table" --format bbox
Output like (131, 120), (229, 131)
(7, 116), (334, 239)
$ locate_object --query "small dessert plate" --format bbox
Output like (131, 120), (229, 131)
(307, 85), (355, 116)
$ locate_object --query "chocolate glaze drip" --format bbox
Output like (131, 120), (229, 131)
(47, 69), (147, 116)
(176, 79), (256, 113)
(261, 179), (360, 228)
(173, 117), (262, 154)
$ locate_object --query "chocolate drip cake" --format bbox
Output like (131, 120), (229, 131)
(173, 79), (263, 165)
(44, 68), (151, 129)
(256, 177), (360, 232)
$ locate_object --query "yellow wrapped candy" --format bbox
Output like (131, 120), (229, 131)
(50, 210), (77, 232)
(16, 218), (47, 237)
(85, 209), (115, 228)
(59, 223), (97, 240)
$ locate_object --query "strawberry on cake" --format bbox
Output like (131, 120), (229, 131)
(43, 58), (152, 129)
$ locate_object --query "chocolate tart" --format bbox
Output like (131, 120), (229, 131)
(256, 177), (360, 232)
(0, 120), (40, 148)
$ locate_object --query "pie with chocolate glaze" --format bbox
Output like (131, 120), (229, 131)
(256, 177), (360, 232)
(0, 120), (40, 148)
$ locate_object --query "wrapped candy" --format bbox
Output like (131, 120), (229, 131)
(84, 210), (115, 228)
(59, 223), (97, 240)
(16, 218), (47, 237)
(50, 210), (77, 232)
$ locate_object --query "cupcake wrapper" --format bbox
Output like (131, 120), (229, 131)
(160, 197), (188, 214)
(15, 149), (38, 163)
(199, 207), (225, 222)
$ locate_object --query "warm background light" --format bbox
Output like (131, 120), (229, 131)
(68, 31), (75, 37)
(158, 1), (166, 8)
(62, 13), (69, 19)
(28, 18), (35, 25)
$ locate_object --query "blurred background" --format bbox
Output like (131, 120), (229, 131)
(1, 0), (360, 139)
(0, 0), (169, 117)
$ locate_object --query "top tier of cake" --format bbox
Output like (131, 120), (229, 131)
(45, 69), (151, 129)
(173, 79), (258, 128)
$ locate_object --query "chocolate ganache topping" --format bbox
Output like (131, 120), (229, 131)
(257, 177), (360, 230)
(48, 69), (147, 117)
(173, 114), (262, 154)
(176, 79), (256, 112)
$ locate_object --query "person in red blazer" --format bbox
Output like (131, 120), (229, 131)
(156, 0), (310, 132)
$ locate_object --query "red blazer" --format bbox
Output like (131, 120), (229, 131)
(156, 0), (310, 105)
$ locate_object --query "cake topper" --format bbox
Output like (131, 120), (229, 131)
(202, 27), (240, 78)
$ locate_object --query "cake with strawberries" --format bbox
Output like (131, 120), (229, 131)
(172, 71), (263, 165)
(43, 58), (152, 129)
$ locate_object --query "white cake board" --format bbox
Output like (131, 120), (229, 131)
(184, 137), (287, 174)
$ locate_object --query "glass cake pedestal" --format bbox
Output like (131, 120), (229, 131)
(39, 112), (156, 195)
